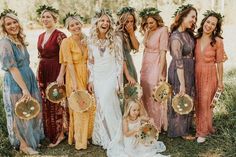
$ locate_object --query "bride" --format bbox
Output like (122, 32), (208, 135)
(87, 8), (124, 154)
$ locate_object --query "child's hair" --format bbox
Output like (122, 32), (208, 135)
(123, 98), (142, 119)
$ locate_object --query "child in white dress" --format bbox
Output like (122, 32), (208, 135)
(123, 99), (169, 157)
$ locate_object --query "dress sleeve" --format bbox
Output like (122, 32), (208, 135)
(170, 38), (183, 69)
(159, 26), (169, 52)
(59, 38), (73, 64)
(215, 38), (226, 63)
(57, 32), (67, 46)
(87, 42), (94, 83)
(0, 39), (17, 71)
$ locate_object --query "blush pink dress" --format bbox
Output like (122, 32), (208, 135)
(140, 26), (169, 131)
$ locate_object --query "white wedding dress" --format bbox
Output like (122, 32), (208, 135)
(88, 37), (124, 156)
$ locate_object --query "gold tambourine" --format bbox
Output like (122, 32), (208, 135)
(135, 123), (159, 145)
(68, 90), (95, 113)
(152, 82), (172, 102)
(172, 94), (193, 115)
(46, 82), (66, 103)
(15, 97), (41, 120)
(124, 83), (143, 100)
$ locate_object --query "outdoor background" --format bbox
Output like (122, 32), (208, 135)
(0, 0), (236, 156)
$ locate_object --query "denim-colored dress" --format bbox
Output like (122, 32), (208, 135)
(0, 37), (44, 149)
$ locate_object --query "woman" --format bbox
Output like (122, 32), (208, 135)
(195, 10), (226, 143)
(36, 5), (67, 147)
(0, 9), (44, 154)
(60, 12), (95, 150)
(87, 8), (123, 154)
(167, 4), (197, 139)
(139, 7), (169, 132)
(116, 7), (139, 85)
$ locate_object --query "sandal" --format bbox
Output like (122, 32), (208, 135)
(182, 135), (196, 141)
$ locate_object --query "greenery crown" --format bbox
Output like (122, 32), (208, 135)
(0, 9), (17, 19)
(94, 8), (112, 19)
(139, 7), (161, 17)
(203, 10), (224, 22)
(173, 4), (193, 17)
(63, 12), (84, 25)
(36, 4), (59, 16)
(117, 7), (135, 16)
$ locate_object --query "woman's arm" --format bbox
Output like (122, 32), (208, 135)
(56, 64), (66, 85)
(126, 23), (139, 50)
(123, 61), (136, 85)
(67, 64), (78, 91)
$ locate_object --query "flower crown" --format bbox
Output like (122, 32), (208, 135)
(63, 12), (84, 25)
(117, 7), (135, 16)
(173, 4), (193, 17)
(94, 8), (113, 19)
(203, 10), (224, 22)
(0, 9), (17, 19)
(36, 4), (59, 16)
(139, 7), (161, 18)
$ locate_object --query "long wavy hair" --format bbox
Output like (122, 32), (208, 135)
(196, 14), (223, 46)
(0, 14), (27, 47)
(116, 12), (137, 32)
(170, 6), (197, 37)
(140, 14), (164, 34)
(123, 98), (142, 119)
(89, 11), (116, 53)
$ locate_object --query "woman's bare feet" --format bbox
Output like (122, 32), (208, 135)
(48, 133), (65, 148)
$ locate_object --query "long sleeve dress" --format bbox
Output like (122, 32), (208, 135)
(59, 36), (95, 150)
(167, 30), (195, 137)
(140, 26), (169, 131)
(0, 37), (44, 149)
(195, 37), (225, 137)
(37, 29), (67, 144)
(87, 36), (124, 155)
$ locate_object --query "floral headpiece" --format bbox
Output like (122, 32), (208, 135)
(94, 8), (113, 19)
(203, 10), (224, 22)
(63, 12), (84, 25)
(0, 9), (17, 19)
(117, 7), (135, 16)
(36, 4), (59, 16)
(139, 7), (161, 18)
(173, 4), (193, 17)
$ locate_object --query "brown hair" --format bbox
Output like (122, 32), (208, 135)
(116, 12), (137, 32)
(140, 14), (164, 34)
(170, 6), (197, 37)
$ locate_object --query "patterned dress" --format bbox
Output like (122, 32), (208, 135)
(195, 37), (225, 137)
(60, 36), (95, 150)
(167, 30), (195, 137)
(37, 29), (67, 144)
(140, 26), (169, 131)
(0, 37), (44, 149)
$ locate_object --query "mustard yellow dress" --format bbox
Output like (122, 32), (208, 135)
(60, 36), (95, 150)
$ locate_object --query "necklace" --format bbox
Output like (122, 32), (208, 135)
(98, 39), (107, 57)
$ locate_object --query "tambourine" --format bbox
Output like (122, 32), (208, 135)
(68, 90), (95, 113)
(15, 97), (41, 120)
(135, 123), (159, 145)
(124, 83), (143, 100)
(46, 82), (66, 103)
(152, 82), (172, 102)
(172, 94), (193, 115)
(210, 88), (222, 108)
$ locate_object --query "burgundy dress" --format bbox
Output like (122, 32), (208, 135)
(37, 29), (67, 144)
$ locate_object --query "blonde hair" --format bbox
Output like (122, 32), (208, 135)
(41, 10), (58, 21)
(0, 14), (27, 47)
(123, 98), (142, 119)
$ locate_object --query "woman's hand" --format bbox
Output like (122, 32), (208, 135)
(56, 75), (64, 86)
(88, 82), (94, 93)
(218, 81), (224, 91)
(126, 75), (136, 85)
(125, 23), (134, 35)
(159, 75), (166, 82)
(22, 89), (31, 102)
(179, 84), (186, 96)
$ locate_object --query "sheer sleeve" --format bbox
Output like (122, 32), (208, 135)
(57, 32), (67, 46)
(159, 26), (169, 52)
(170, 38), (183, 69)
(0, 39), (17, 71)
(59, 38), (73, 64)
(87, 42), (94, 83)
(215, 38), (226, 63)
